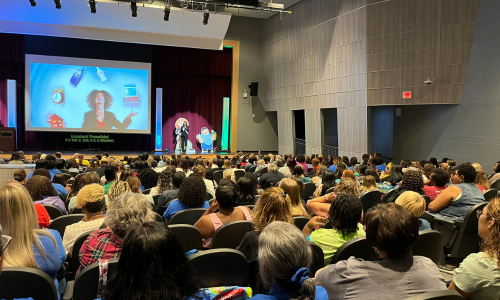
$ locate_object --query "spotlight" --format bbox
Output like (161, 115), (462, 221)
(163, 6), (170, 21)
(54, 0), (61, 9)
(89, 0), (96, 13)
(28, 0), (36, 7)
(202, 9), (209, 25)
(130, 1), (137, 17)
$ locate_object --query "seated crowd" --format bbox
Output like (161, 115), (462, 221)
(0, 150), (499, 299)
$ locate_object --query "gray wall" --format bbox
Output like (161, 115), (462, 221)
(224, 16), (278, 152)
(392, 0), (500, 169)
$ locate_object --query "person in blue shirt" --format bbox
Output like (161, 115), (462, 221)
(99, 221), (210, 300)
(250, 221), (328, 300)
(52, 173), (69, 197)
(327, 156), (342, 173)
(27, 159), (55, 180)
(163, 174), (210, 224)
(45, 155), (61, 177)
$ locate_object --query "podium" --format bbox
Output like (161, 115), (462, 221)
(0, 128), (15, 151)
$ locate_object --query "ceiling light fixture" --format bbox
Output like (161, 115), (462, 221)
(131, 0), (138, 17)
(202, 9), (209, 25)
(54, 0), (61, 9)
(28, 0), (36, 7)
(89, 0), (96, 13)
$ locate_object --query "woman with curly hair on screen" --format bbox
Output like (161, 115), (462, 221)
(82, 90), (138, 129)
(162, 174), (209, 224)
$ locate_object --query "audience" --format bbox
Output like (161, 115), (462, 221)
(163, 174), (209, 224)
(52, 173), (70, 193)
(222, 168), (236, 183)
(237, 176), (258, 205)
(192, 165), (216, 198)
(68, 172), (102, 213)
(77, 192), (155, 276)
(395, 191), (431, 231)
(474, 168), (490, 192)
(305, 194), (365, 265)
(194, 181), (252, 248)
(278, 158), (296, 179)
(313, 171), (336, 197)
(107, 181), (131, 208)
(25, 175), (68, 215)
(307, 178), (360, 217)
(253, 221), (328, 300)
(359, 175), (378, 197)
(382, 164), (404, 186)
(100, 222), (208, 300)
(428, 163), (485, 222)
(449, 197), (500, 299)
(279, 178), (309, 218)
(62, 184), (106, 254)
(315, 203), (447, 299)
(156, 172), (186, 215)
(0, 181), (66, 296)
(103, 166), (118, 194)
(138, 168), (159, 192)
(13, 169), (27, 184)
(258, 163), (285, 190)
(126, 176), (154, 205)
(384, 170), (425, 203)
(423, 168), (450, 201)
(488, 161), (500, 185)
(294, 165), (313, 184)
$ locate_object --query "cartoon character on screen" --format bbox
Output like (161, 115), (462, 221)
(196, 127), (217, 152)
(82, 90), (138, 130)
(174, 118), (193, 153)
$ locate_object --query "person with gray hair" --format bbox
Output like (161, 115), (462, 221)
(253, 221), (328, 300)
(76, 192), (155, 276)
(258, 163), (285, 191)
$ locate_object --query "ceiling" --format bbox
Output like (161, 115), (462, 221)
(0, 0), (299, 49)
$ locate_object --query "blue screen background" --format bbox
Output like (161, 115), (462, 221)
(29, 63), (149, 131)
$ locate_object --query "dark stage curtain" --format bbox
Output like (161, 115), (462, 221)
(153, 46), (232, 151)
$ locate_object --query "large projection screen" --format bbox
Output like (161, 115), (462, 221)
(25, 55), (151, 134)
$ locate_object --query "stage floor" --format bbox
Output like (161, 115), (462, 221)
(0, 150), (237, 160)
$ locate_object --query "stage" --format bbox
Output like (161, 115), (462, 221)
(0, 150), (238, 161)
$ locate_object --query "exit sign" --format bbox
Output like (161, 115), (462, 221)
(403, 91), (412, 99)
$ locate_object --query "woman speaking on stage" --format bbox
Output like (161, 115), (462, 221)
(82, 90), (138, 130)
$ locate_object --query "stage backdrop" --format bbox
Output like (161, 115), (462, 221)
(153, 46), (232, 152)
(0, 33), (232, 151)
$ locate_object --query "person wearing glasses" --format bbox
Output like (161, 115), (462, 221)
(448, 197), (500, 299)
(0, 181), (66, 298)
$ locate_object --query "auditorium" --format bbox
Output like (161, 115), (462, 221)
(0, 0), (498, 299)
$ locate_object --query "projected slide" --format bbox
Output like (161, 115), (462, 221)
(25, 55), (151, 134)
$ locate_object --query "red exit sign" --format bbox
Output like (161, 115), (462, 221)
(403, 91), (412, 99)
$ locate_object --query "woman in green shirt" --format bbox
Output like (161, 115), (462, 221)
(303, 194), (365, 265)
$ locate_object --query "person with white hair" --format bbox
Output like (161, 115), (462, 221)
(251, 221), (328, 299)
(258, 163), (285, 190)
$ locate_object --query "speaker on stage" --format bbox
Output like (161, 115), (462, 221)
(249, 82), (259, 97)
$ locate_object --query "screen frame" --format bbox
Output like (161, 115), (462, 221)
(25, 54), (152, 135)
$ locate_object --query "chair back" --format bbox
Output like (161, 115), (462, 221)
(70, 230), (94, 280)
(0, 267), (57, 300)
(247, 205), (255, 210)
(67, 178), (76, 185)
(360, 190), (382, 213)
(234, 169), (245, 180)
(152, 194), (160, 207)
(382, 188), (397, 202)
(423, 195), (431, 209)
(72, 208), (83, 214)
(211, 220), (253, 249)
(330, 237), (379, 265)
(301, 183), (316, 200)
(248, 165), (257, 173)
(412, 230), (443, 265)
(48, 214), (85, 238)
(169, 224), (203, 251)
(450, 202), (488, 258)
(154, 213), (164, 222)
(170, 208), (207, 225)
(309, 242), (325, 275)
(483, 189), (498, 202)
(43, 204), (63, 219)
(62, 173), (72, 181)
(259, 167), (268, 176)
(189, 249), (248, 287)
(403, 290), (464, 300)
(213, 170), (224, 185)
(73, 258), (119, 300)
(325, 187), (335, 194)
(491, 179), (500, 190)
(143, 188), (152, 195)
(293, 216), (310, 231)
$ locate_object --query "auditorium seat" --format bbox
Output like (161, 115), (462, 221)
(247, 166), (257, 173)
(152, 194), (160, 207)
(213, 170), (224, 185)
(42, 204), (63, 219)
(301, 183), (316, 201)
(67, 178), (76, 185)
(329, 236), (379, 265)
(293, 216), (309, 231)
(63, 258), (119, 300)
(211, 220), (253, 249)
(62, 173), (72, 181)
(188, 249), (248, 287)
(491, 180), (500, 190)
(143, 188), (152, 195)
(259, 167), (268, 176)
(412, 230), (443, 265)
(170, 208), (207, 225)
(483, 189), (498, 201)
(48, 214), (85, 238)
(309, 242), (325, 275)
(382, 189), (397, 203)
(433, 202), (487, 259)
(325, 187), (335, 195)
(168, 224), (203, 251)
(234, 169), (245, 180)
(423, 195), (431, 209)
(0, 267), (57, 300)
(403, 290), (463, 300)
(360, 190), (382, 214)
(69, 231), (93, 280)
